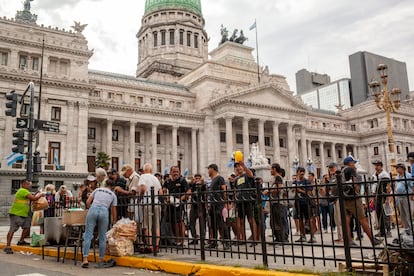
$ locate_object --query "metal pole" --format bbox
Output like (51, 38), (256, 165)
(27, 82), (35, 186)
(254, 19), (260, 84)
(336, 170), (352, 272)
(197, 184), (205, 261)
(151, 187), (157, 256)
(256, 182), (268, 267)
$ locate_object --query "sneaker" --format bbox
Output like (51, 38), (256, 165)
(307, 236), (317, 243)
(372, 238), (383, 246)
(3, 247), (13, 254)
(17, 240), (30, 246)
(205, 243), (217, 249)
(94, 261), (106, 269)
(295, 236), (306, 243)
(324, 229), (328, 234)
(386, 232), (392, 238)
(349, 241), (358, 247)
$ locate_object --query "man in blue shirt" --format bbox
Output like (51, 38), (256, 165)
(395, 163), (413, 234)
(408, 152), (414, 177)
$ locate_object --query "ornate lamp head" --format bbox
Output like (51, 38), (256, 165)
(391, 88), (401, 110)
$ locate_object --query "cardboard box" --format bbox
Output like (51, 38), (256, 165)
(62, 210), (87, 225)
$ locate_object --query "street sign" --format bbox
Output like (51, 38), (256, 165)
(35, 120), (60, 133)
(16, 118), (28, 129)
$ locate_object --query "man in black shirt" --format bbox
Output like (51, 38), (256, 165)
(188, 173), (207, 245)
(163, 166), (190, 246)
(108, 168), (127, 220)
(206, 163), (230, 249)
(269, 163), (288, 242)
(234, 161), (257, 243)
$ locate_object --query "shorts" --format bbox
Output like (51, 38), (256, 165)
(9, 214), (31, 233)
(168, 205), (184, 224)
(344, 198), (366, 220)
(236, 201), (254, 219)
(142, 205), (161, 231)
(294, 202), (312, 220)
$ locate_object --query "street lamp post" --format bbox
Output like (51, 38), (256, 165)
(369, 64), (401, 176)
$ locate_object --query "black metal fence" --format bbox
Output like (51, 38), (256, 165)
(114, 172), (414, 274)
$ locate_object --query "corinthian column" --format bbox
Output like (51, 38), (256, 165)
(286, 123), (294, 176)
(320, 141), (325, 175)
(151, 124), (158, 167)
(191, 128), (198, 175)
(258, 119), (265, 154)
(243, 117), (250, 160)
(172, 125), (178, 166)
(273, 121), (280, 163)
(225, 116), (233, 160)
(106, 119), (113, 164)
(129, 121), (136, 165)
(300, 126), (307, 167)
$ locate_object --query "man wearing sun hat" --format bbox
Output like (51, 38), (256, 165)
(342, 156), (382, 246)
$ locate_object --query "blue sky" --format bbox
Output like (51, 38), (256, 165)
(1, 0), (413, 93)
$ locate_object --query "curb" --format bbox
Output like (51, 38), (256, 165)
(0, 243), (314, 276)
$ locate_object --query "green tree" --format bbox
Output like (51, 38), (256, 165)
(95, 151), (110, 169)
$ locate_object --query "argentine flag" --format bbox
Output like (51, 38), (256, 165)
(6, 152), (24, 166)
(183, 167), (189, 177)
(54, 151), (61, 170)
(249, 21), (256, 31)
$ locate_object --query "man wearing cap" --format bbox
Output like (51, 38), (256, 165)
(114, 164), (142, 246)
(206, 164), (230, 249)
(108, 169), (127, 220)
(342, 156), (381, 246)
(4, 180), (45, 254)
(188, 173), (206, 245)
(371, 160), (391, 238)
(163, 166), (190, 246)
(292, 167), (316, 243)
(395, 163), (413, 234)
(81, 175), (98, 205)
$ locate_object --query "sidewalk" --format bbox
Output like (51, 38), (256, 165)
(0, 224), (319, 276)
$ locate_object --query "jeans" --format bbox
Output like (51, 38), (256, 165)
(320, 204), (335, 230)
(83, 205), (109, 259)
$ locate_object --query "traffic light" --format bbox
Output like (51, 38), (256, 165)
(33, 152), (42, 173)
(5, 90), (17, 117)
(12, 130), (25, 154)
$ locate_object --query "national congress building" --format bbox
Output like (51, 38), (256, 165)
(1, 0), (413, 195)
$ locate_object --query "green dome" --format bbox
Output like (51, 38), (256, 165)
(144, 0), (202, 16)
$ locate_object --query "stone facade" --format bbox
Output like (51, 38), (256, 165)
(0, 2), (413, 197)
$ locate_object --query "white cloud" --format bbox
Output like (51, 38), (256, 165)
(0, 0), (413, 92)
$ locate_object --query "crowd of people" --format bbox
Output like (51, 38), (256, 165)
(4, 152), (414, 265)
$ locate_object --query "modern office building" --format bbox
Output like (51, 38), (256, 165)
(349, 51), (410, 105)
(0, 1), (414, 197)
(295, 69), (331, 95)
(300, 79), (352, 113)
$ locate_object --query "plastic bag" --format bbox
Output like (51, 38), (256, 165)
(31, 232), (45, 247)
(32, 197), (49, 211)
(31, 210), (44, 226)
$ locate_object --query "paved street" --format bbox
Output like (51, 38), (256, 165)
(1, 215), (393, 274)
(0, 249), (171, 276)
